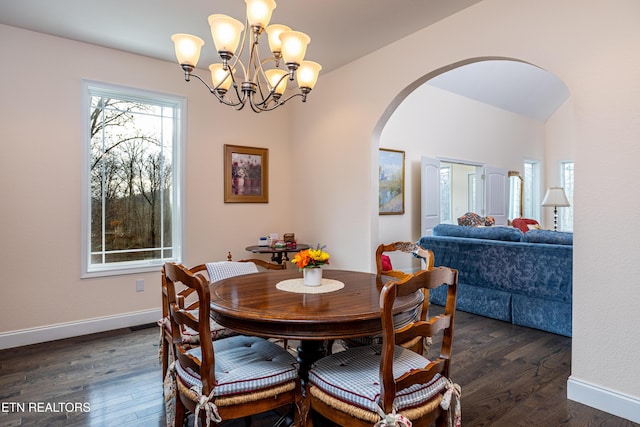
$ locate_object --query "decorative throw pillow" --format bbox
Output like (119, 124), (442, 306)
(457, 212), (495, 227)
(512, 218), (540, 233)
(380, 254), (393, 271)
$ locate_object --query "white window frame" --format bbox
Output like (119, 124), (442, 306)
(80, 80), (185, 277)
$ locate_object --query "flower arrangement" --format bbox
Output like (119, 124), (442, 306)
(291, 244), (330, 270)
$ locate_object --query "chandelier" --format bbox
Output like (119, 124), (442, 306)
(171, 0), (321, 113)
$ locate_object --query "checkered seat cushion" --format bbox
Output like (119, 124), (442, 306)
(175, 335), (298, 396)
(308, 345), (447, 414)
(206, 261), (259, 283)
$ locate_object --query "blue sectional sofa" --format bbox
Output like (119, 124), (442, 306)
(418, 224), (573, 336)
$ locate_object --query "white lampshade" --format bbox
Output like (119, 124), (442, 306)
(279, 30), (310, 65)
(541, 187), (570, 207)
(171, 34), (205, 67)
(297, 61), (322, 90)
(209, 64), (234, 91)
(265, 69), (288, 95)
(208, 14), (245, 55)
(245, 0), (276, 28)
(265, 24), (291, 54)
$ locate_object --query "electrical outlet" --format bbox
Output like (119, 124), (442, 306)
(136, 279), (144, 292)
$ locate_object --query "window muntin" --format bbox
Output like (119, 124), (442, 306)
(82, 82), (184, 277)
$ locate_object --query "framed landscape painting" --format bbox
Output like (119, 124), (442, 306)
(379, 148), (405, 215)
(224, 144), (269, 203)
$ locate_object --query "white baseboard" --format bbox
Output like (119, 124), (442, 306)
(0, 309), (161, 350)
(568, 375), (640, 423)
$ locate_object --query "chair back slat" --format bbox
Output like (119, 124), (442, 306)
(171, 310), (204, 373)
(171, 309), (199, 337)
(394, 314), (451, 346)
(395, 358), (446, 391)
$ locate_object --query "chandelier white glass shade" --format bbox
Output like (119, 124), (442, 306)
(171, 0), (322, 113)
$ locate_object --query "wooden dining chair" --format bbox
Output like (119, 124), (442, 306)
(305, 266), (460, 427)
(341, 242), (434, 354)
(163, 262), (302, 427)
(160, 256), (285, 378)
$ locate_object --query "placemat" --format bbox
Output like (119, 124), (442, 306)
(275, 278), (345, 294)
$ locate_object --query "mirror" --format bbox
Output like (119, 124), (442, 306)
(508, 171), (523, 220)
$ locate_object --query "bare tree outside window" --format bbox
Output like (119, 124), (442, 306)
(83, 83), (183, 276)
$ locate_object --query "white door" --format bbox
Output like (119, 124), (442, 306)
(421, 156), (441, 235)
(484, 166), (508, 225)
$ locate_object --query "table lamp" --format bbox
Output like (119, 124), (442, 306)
(541, 187), (570, 231)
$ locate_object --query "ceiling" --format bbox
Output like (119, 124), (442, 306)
(428, 60), (570, 121)
(0, 0), (568, 121)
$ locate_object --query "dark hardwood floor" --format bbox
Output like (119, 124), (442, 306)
(0, 308), (637, 427)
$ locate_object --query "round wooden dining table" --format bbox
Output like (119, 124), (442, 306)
(209, 268), (423, 382)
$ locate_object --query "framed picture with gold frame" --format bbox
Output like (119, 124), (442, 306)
(378, 148), (405, 215)
(224, 144), (269, 203)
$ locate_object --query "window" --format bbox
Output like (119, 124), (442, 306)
(523, 160), (541, 220)
(439, 164), (451, 223)
(81, 81), (184, 277)
(559, 161), (574, 231)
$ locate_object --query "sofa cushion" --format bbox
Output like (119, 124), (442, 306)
(433, 223), (523, 242)
(522, 229), (573, 245)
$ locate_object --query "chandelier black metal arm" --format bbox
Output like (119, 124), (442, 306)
(180, 65), (310, 113)
(178, 59), (310, 112)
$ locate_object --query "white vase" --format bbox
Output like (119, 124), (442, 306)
(303, 267), (323, 286)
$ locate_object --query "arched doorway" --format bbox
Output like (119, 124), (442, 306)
(371, 57), (573, 273)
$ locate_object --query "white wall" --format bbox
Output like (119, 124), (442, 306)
(0, 25), (296, 340)
(290, 0), (640, 421)
(543, 98), (577, 229)
(1, 0), (639, 421)
(378, 84), (546, 272)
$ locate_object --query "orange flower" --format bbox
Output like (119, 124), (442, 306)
(291, 245), (330, 270)
(291, 250), (311, 269)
